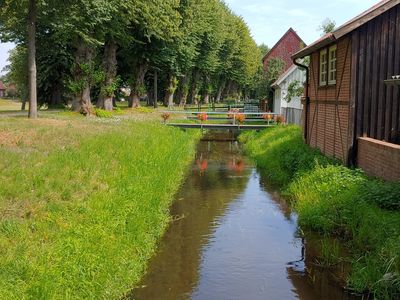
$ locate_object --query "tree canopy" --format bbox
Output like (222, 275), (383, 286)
(0, 0), (263, 111)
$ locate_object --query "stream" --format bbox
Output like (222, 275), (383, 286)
(131, 132), (358, 300)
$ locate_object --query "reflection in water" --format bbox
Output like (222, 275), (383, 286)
(131, 132), (359, 300)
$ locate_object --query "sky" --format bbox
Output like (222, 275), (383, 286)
(0, 0), (380, 75)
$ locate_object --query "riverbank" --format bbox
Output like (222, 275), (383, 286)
(240, 126), (400, 299)
(0, 115), (200, 298)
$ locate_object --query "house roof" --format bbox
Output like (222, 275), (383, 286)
(262, 28), (306, 63)
(292, 0), (400, 59)
(0, 81), (6, 91)
(272, 64), (298, 88)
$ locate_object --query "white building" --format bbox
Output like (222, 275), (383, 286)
(272, 65), (306, 125)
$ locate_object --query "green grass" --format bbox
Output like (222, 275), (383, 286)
(0, 117), (200, 299)
(0, 98), (24, 111)
(240, 125), (400, 299)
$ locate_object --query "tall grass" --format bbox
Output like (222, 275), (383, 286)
(240, 125), (400, 299)
(0, 118), (200, 299)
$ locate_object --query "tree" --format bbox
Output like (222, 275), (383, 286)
(0, 0), (39, 117)
(319, 18), (336, 35)
(258, 43), (270, 58)
(2, 46), (29, 109)
(27, 0), (37, 118)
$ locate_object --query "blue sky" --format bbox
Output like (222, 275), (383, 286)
(0, 0), (379, 75)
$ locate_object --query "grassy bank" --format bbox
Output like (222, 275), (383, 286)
(0, 116), (200, 298)
(240, 126), (400, 299)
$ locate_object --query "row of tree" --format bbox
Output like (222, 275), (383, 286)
(0, 0), (267, 117)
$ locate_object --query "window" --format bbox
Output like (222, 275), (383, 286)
(328, 45), (337, 85)
(319, 49), (328, 86)
(319, 45), (337, 86)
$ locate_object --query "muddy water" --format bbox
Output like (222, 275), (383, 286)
(132, 132), (357, 300)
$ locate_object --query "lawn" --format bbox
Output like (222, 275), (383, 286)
(0, 98), (24, 111)
(0, 113), (200, 298)
(240, 126), (400, 299)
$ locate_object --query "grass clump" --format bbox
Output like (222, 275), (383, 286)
(0, 118), (200, 299)
(94, 108), (114, 118)
(241, 125), (400, 299)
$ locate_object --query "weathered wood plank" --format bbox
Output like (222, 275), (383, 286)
(385, 8), (396, 141)
(356, 27), (366, 139)
(377, 14), (389, 140)
(363, 22), (374, 136)
(392, 6), (400, 143)
(348, 30), (359, 165)
(370, 16), (382, 138)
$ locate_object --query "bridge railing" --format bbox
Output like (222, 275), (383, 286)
(160, 111), (280, 125)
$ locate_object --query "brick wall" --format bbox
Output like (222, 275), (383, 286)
(305, 36), (352, 163)
(263, 29), (303, 74)
(358, 137), (400, 182)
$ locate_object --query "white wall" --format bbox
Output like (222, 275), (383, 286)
(273, 67), (306, 113)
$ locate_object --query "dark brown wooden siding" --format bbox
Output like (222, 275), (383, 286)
(351, 5), (400, 147)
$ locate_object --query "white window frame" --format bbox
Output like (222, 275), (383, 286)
(319, 49), (328, 86)
(328, 45), (337, 85)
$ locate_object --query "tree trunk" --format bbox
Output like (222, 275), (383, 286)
(216, 80), (226, 103)
(189, 69), (200, 104)
(28, 0), (37, 119)
(71, 41), (94, 115)
(203, 93), (209, 104)
(129, 62), (148, 108)
(153, 70), (158, 108)
(164, 74), (177, 108)
(176, 74), (189, 107)
(50, 81), (62, 107)
(97, 39), (117, 111)
(21, 92), (27, 111)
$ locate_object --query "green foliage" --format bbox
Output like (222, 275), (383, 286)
(266, 57), (285, 84)
(0, 119), (200, 298)
(358, 180), (400, 210)
(1, 45), (28, 99)
(318, 239), (340, 267)
(241, 126), (400, 298)
(240, 126), (333, 187)
(100, 76), (120, 98)
(94, 108), (114, 118)
(258, 43), (270, 58)
(285, 80), (304, 103)
(319, 18), (336, 35)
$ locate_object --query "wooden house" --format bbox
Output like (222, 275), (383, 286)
(292, 0), (400, 181)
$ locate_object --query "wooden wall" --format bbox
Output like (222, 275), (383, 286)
(350, 5), (400, 155)
(306, 37), (352, 163)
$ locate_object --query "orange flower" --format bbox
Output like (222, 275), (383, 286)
(263, 114), (273, 121)
(236, 113), (246, 124)
(275, 115), (286, 124)
(227, 108), (240, 119)
(197, 113), (208, 122)
(161, 112), (171, 122)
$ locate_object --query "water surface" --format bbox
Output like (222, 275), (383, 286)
(132, 132), (357, 300)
